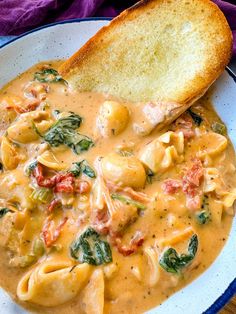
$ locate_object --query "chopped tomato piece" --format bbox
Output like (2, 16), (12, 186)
(54, 173), (74, 193)
(42, 216), (68, 247)
(32, 163), (90, 194)
(172, 113), (195, 139)
(182, 158), (203, 210)
(6, 98), (40, 113)
(47, 199), (62, 213)
(186, 195), (201, 210)
(113, 231), (144, 256)
(162, 179), (182, 194)
(24, 82), (49, 101)
(33, 163), (56, 188)
(74, 180), (91, 194)
(24, 99), (40, 111)
(106, 181), (151, 203)
(182, 158), (203, 193)
(6, 102), (36, 114)
(91, 209), (110, 235)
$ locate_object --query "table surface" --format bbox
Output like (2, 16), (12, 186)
(0, 35), (236, 313)
(221, 297), (236, 314)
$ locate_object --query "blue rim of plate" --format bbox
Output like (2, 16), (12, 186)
(0, 17), (236, 314)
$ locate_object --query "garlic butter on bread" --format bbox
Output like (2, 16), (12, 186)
(59, 0), (232, 129)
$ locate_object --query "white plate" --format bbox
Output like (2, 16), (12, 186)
(0, 19), (236, 314)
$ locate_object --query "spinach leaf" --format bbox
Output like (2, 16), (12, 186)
(34, 68), (67, 84)
(65, 132), (94, 155)
(211, 122), (227, 135)
(196, 195), (210, 225)
(43, 113), (94, 155)
(70, 160), (96, 178)
(25, 160), (38, 176)
(0, 208), (13, 218)
(196, 210), (210, 225)
(159, 234), (198, 274)
(111, 193), (146, 211)
(187, 109), (203, 126)
(47, 113), (83, 137)
(53, 109), (61, 117)
(188, 234), (198, 256)
(70, 227), (112, 265)
(146, 169), (155, 184)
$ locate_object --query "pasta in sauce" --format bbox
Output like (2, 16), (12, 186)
(0, 61), (235, 314)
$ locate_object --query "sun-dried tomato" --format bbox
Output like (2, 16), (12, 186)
(47, 199), (62, 213)
(162, 179), (182, 194)
(42, 216), (68, 247)
(113, 231), (144, 256)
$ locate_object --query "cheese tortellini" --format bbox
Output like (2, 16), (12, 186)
(97, 100), (129, 137)
(1, 136), (20, 170)
(203, 167), (224, 194)
(17, 260), (91, 306)
(222, 189), (236, 209)
(0, 207), (28, 257)
(0, 209), (18, 248)
(37, 150), (67, 171)
(139, 131), (184, 173)
(0, 96), (17, 130)
(7, 111), (53, 143)
(101, 152), (146, 188)
(196, 132), (227, 157)
(0, 169), (34, 209)
(81, 269), (104, 314)
(143, 246), (160, 287)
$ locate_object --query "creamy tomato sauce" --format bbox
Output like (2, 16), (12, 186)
(0, 61), (235, 314)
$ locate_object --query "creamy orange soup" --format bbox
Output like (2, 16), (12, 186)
(0, 61), (235, 314)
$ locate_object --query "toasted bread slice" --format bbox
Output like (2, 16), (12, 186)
(59, 0), (232, 106)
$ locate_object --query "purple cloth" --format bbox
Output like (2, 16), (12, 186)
(214, 0), (236, 59)
(0, 0), (235, 58)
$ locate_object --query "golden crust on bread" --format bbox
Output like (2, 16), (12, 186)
(59, 0), (232, 104)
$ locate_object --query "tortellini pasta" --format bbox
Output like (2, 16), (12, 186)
(81, 269), (104, 314)
(196, 132), (227, 157)
(222, 188), (236, 209)
(103, 263), (118, 279)
(97, 100), (129, 137)
(17, 260), (91, 306)
(1, 136), (20, 170)
(0, 210), (17, 248)
(158, 131), (184, 154)
(0, 169), (34, 209)
(101, 152), (146, 188)
(0, 208), (28, 256)
(143, 246), (160, 287)
(7, 111), (53, 143)
(130, 265), (142, 282)
(0, 96), (17, 130)
(23, 81), (48, 100)
(203, 168), (224, 194)
(139, 131), (184, 173)
(208, 198), (223, 227)
(37, 150), (67, 171)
